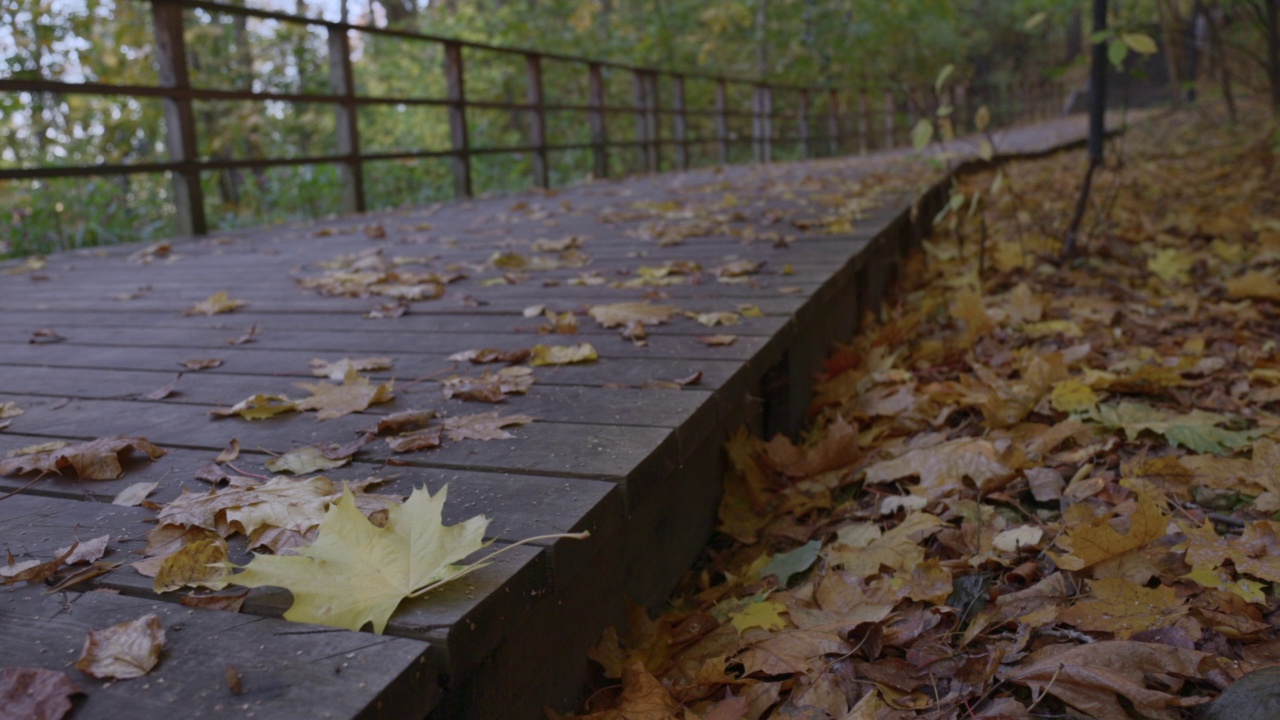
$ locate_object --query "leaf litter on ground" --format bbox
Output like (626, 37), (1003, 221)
(571, 104), (1280, 720)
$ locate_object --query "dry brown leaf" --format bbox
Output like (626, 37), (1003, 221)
(309, 356), (394, 381)
(153, 537), (230, 593)
(184, 290), (246, 316)
(588, 302), (678, 328)
(0, 667), (81, 720)
(0, 436), (166, 480)
(181, 357), (223, 371)
(386, 427), (444, 453)
(999, 641), (1218, 720)
(367, 409), (437, 435)
(698, 334), (738, 346)
(112, 481), (158, 507)
(75, 614), (166, 680)
(443, 412), (534, 441)
(447, 348), (532, 364)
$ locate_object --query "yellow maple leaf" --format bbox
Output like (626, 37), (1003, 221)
(230, 486), (491, 633)
(293, 367), (394, 421)
(587, 302), (678, 328)
(1050, 492), (1167, 571)
(1147, 247), (1194, 284)
(152, 538), (230, 593)
(210, 393), (297, 421)
(949, 288), (993, 346)
(1057, 577), (1186, 638)
(729, 599), (788, 634)
(530, 343), (598, 366)
(184, 290), (246, 316)
(1050, 380), (1099, 413)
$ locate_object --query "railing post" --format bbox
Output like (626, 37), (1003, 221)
(645, 72), (660, 171)
(327, 26), (365, 214)
(827, 88), (840, 156)
(588, 62), (608, 178)
(753, 84), (772, 163)
(858, 88), (869, 154)
(672, 74), (688, 171)
(525, 53), (549, 188)
(632, 70), (651, 172)
(444, 42), (471, 198)
(715, 79), (728, 164)
(798, 89), (810, 159)
(883, 88), (895, 148)
(151, 0), (207, 236)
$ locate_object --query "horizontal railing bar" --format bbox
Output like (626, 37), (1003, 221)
(156, 0), (823, 92)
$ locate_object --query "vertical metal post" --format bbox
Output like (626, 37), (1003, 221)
(632, 70), (651, 172)
(151, 0), (206, 236)
(759, 84), (773, 163)
(672, 74), (688, 171)
(525, 53), (548, 188)
(715, 79), (728, 164)
(827, 88), (839, 156)
(444, 42), (471, 198)
(588, 62), (608, 178)
(752, 84), (763, 162)
(327, 26), (365, 214)
(798, 89), (810, 159)
(883, 88), (895, 148)
(858, 88), (869, 154)
(645, 72), (660, 171)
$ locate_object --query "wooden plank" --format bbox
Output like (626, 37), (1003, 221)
(0, 584), (437, 720)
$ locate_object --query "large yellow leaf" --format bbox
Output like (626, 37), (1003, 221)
(1050, 492), (1167, 571)
(293, 367), (395, 420)
(229, 485), (490, 633)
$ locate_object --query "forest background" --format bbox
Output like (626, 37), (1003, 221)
(0, 0), (1275, 258)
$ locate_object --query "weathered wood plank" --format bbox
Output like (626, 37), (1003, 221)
(0, 584), (437, 720)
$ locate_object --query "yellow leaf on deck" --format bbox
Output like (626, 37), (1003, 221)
(530, 343), (598, 366)
(184, 290), (246, 316)
(230, 486), (490, 633)
(294, 367), (394, 421)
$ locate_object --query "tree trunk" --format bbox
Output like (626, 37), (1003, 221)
(1207, 3), (1238, 122)
(1268, 0), (1280, 114)
(1157, 0), (1185, 105)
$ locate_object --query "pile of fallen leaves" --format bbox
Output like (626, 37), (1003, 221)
(573, 104), (1280, 720)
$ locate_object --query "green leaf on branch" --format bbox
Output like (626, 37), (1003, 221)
(1024, 12), (1048, 30)
(911, 119), (935, 150)
(1122, 32), (1158, 55)
(1109, 39), (1129, 69)
(934, 64), (955, 93)
(974, 105), (991, 133)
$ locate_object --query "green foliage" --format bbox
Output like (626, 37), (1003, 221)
(2, 0), (1091, 258)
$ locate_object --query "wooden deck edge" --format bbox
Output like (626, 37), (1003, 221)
(424, 123), (1109, 720)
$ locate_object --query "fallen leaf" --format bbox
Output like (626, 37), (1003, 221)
(56, 535), (111, 565)
(210, 394), (297, 420)
(367, 409), (437, 435)
(0, 436), (166, 480)
(1089, 401), (1264, 455)
(531, 343), (598, 366)
(0, 402), (23, 419)
(1050, 492), (1167, 571)
(216, 439), (240, 463)
(75, 614), (166, 680)
(229, 485), (489, 633)
(309, 356), (394, 381)
(999, 641), (1215, 720)
(226, 325), (258, 345)
(440, 367), (532, 402)
(29, 328), (65, 344)
(0, 668), (81, 720)
(863, 437), (1015, 498)
(293, 367), (395, 420)
(761, 540), (821, 587)
(698, 334), (738, 346)
(730, 599), (789, 634)
(447, 348), (532, 364)
(112, 481), (158, 507)
(588, 302), (678, 328)
(181, 358), (223, 371)
(387, 427), (444, 453)
(1226, 271), (1280, 301)
(266, 446), (351, 474)
(142, 373), (182, 400)
(179, 591), (249, 613)
(689, 311), (740, 327)
(1057, 577), (1186, 638)
(152, 538), (230, 593)
(184, 291), (246, 316)
(443, 412), (534, 441)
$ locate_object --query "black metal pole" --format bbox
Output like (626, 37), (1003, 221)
(1065, 0), (1108, 258)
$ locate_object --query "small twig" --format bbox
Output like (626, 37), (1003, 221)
(225, 462), (273, 482)
(408, 531), (590, 598)
(0, 472), (51, 503)
(1025, 662), (1064, 713)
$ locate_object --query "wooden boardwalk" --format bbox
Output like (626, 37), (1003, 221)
(1, 117), (1097, 719)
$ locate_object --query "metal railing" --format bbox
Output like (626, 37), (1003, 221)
(0, 0), (1066, 237)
